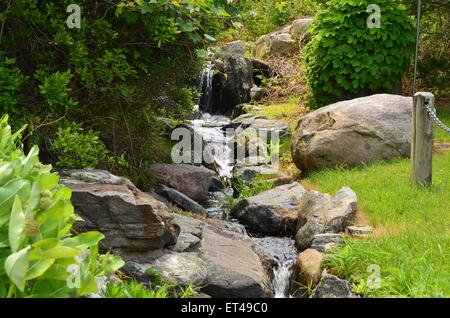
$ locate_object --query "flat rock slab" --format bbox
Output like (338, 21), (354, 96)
(345, 225), (374, 237)
(116, 214), (272, 298)
(310, 233), (343, 252)
(231, 182), (307, 235)
(149, 164), (217, 201)
(58, 168), (178, 251)
(292, 94), (413, 172)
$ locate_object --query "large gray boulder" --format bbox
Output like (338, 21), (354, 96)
(231, 182), (307, 235)
(291, 94), (413, 172)
(252, 18), (313, 60)
(295, 187), (357, 250)
(58, 168), (179, 251)
(149, 164), (216, 201)
(116, 214), (273, 298)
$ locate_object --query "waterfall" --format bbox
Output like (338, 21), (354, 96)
(190, 63), (235, 179)
(273, 261), (294, 298)
(253, 236), (298, 298)
(199, 61), (214, 113)
(192, 64), (298, 298)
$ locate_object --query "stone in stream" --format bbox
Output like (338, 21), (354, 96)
(116, 214), (273, 298)
(291, 249), (324, 295)
(172, 123), (217, 173)
(235, 156), (269, 167)
(291, 94), (413, 173)
(154, 184), (208, 216)
(233, 165), (288, 183)
(149, 163), (217, 201)
(295, 187), (357, 250)
(57, 168), (179, 251)
(310, 273), (359, 298)
(209, 176), (225, 192)
(231, 182), (307, 235)
(230, 113), (291, 138)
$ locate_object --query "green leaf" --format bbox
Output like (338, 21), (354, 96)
(204, 34), (216, 42)
(29, 243), (79, 261)
(62, 231), (104, 250)
(26, 259), (55, 280)
(5, 246), (30, 292)
(0, 179), (30, 215)
(36, 173), (59, 191)
(9, 196), (26, 253)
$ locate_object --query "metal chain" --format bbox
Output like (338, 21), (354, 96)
(423, 101), (450, 134)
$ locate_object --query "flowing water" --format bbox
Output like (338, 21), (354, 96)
(190, 63), (298, 298)
(253, 237), (298, 298)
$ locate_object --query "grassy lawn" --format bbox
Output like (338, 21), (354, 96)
(307, 154), (449, 298)
(305, 108), (450, 298)
(257, 99), (450, 297)
(435, 108), (450, 143)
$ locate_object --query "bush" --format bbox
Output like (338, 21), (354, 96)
(0, 0), (234, 186)
(51, 122), (111, 169)
(0, 115), (124, 298)
(305, 0), (416, 106)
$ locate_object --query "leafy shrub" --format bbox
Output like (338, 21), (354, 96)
(305, 0), (416, 106)
(0, 115), (124, 298)
(51, 122), (111, 169)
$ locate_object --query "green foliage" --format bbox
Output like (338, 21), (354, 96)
(102, 269), (199, 298)
(0, 115), (124, 298)
(222, 0), (320, 41)
(35, 69), (79, 115)
(0, 0), (233, 182)
(305, 0), (416, 106)
(434, 108), (450, 143)
(323, 233), (449, 298)
(0, 54), (27, 128)
(51, 122), (111, 169)
(233, 174), (275, 199)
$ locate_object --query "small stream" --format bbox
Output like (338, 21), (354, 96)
(188, 64), (298, 298)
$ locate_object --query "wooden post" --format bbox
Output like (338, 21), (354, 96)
(411, 92), (435, 186)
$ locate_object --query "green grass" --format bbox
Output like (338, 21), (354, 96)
(435, 108), (450, 143)
(247, 99), (304, 131)
(306, 153), (450, 298)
